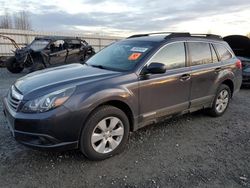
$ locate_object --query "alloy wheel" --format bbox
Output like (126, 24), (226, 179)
(91, 117), (124, 154)
(215, 89), (229, 113)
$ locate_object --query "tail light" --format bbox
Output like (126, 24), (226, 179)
(236, 60), (242, 69)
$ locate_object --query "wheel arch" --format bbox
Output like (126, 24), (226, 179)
(221, 79), (234, 97)
(97, 100), (135, 132)
(79, 97), (136, 142)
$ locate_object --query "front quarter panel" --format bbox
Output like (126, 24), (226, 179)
(63, 73), (139, 135)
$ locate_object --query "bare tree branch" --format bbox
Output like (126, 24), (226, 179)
(0, 10), (13, 29)
(14, 11), (32, 30)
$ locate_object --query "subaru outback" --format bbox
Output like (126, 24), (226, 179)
(3, 32), (242, 160)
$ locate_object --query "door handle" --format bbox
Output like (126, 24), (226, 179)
(180, 74), (191, 81)
(215, 67), (222, 73)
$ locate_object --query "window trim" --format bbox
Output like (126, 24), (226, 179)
(187, 41), (219, 67)
(149, 41), (187, 70)
(209, 44), (219, 63)
(137, 40), (234, 74)
(137, 41), (188, 74)
(212, 43), (233, 62)
(186, 41), (234, 68)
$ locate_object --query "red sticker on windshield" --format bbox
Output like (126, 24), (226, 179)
(128, 53), (142, 61)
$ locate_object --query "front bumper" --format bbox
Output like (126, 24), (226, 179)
(2, 97), (80, 151)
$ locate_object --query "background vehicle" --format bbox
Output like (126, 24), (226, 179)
(0, 56), (7, 67)
(223, 35), (250, 86)
(2, 35), (95, 73)
(3, 32), (242, 160)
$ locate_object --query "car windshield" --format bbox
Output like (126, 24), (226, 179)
(29, 40), (50, 51)
(86, 40), (156, 71)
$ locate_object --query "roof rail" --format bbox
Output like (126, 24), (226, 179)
(127, 32), (190, 39)
(127, 34), (149, 38)
(127, 32), (222, 40)
(189, 34), (222, 40)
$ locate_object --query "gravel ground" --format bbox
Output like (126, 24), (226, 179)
(0, 68), (249, 188)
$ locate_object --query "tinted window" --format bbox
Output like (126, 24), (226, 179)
(150, 42), (186, 70)
(210, 44), (218, 63)
(214, 44), (232, 61)
(188, 42), (212, 65)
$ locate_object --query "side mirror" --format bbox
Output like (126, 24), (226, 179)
(142, 62), (166, 75)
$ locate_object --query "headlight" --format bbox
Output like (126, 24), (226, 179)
(21, 87), (75, 113)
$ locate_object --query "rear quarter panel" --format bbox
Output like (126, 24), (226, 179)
(215, 57), (242, 95)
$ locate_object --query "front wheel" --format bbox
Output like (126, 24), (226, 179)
(6, 57), (24, 73)
(207, 84), (231, 117)
(80, 105), (130, 160)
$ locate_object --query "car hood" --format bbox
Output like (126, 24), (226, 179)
(14, 64), (119, 96)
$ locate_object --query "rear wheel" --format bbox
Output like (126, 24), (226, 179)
(207, 84), (231, 117)
(80, 105), (130, 160)
(6, 57), (24, 73)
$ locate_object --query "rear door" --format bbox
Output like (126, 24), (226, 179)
(138, 42), (191, 124)
(188, 41), (221, 108)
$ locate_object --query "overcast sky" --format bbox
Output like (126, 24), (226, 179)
(0, 0), (250, 37)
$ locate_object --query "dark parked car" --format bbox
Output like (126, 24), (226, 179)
(0, 56), (7, 67)
(5, 36), (95, 73)
(3, 32), (242, 160)
(223, 35), (250, 86)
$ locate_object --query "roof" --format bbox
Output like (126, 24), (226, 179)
(126, 32), (223, 43)
(126, 35), (167, 42)
(34, 36), (84, 41)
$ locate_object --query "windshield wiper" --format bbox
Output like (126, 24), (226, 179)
(83, 62), (89, 66)
(89, 64), (123, 72)
(90, 64), (107, 70)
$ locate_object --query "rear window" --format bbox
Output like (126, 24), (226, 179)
(188, 42), (212, 66)
(214, 44), (232, 61)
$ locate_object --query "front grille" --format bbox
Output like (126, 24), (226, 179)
(7, 86), (23, 111)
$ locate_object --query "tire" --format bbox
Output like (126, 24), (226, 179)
(29, 62), (45, 73)
(207, 84), (231, 117)
(6, 57), (24, 73)
(80, 105), (130, 160)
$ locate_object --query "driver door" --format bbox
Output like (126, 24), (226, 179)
(138, 42), (191, 125)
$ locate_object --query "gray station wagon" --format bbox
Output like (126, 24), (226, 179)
(3, 32), (242, 160)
